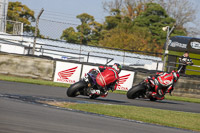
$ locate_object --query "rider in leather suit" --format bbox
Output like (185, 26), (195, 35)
(146, 70), (180, 100)
(90, 63), (122, 97)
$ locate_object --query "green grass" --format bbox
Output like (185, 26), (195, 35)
(165, 95), (200, 103)
(109, 90), (127, 95)
(47, 102), (200, 131)
(110, 90), (200, 104)
(0, 74), (70, 88)
(0, 74), (199, 103)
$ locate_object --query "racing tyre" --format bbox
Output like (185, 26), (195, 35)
(127, 84), (145, 99)
(67, 81), (87, 97)
(150, 97), (157, 101)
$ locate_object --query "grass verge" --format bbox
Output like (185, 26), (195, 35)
(0, 74), (199, 103)
(110, 90), (200, 104)
(44, 101), (200, 131)
(165, 95), (200, 104)
(0, 74), (70, 88)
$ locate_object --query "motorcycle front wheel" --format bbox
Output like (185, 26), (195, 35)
(127, 84), (145, 99)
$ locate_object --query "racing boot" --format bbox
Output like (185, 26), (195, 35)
(100, 90), (108, 97)
(152, 92), (164, 100)
(89, 89), (100, 98)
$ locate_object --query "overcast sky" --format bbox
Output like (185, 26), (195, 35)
(8, 0), (200, 38)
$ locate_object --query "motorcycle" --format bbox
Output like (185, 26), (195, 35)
(127, 66), (183, 101)
(66, 69), (108, 99)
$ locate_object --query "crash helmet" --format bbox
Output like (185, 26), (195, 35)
(112, 63), (122, 74)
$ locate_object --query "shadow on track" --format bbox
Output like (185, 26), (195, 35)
(127, 98), (183, 105)
(76, 96), (128, 104)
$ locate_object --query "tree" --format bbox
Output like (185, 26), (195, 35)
(7, 2), (36, 35)
(133, 3), (186, 45)
(103, 0), (123, 14)
(100, 2), (186, 54)
(103, 0), (154, 19)
(76, 13), (94, 24)
(89, 21), (103, 45)
(60, 27), (81, 44)
(99, 26), (157, 52)
(156, 0), (197, 27)
(61, 13), (103, 45)
(104, 9), (122, 30)
(155, 0), (199, 36)
(104, 0), (199, 37)
(76, 13), (95, 44)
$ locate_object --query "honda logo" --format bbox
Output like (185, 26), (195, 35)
(117, 74), (131, 90)
(57, 66), (78, 83)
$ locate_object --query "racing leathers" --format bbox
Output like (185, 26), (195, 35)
(95, 66), (119, 96)
(146, 71), (179, 100)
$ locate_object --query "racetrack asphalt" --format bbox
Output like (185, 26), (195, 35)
(0, 80), (199, 133)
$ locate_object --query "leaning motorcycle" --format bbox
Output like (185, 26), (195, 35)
(66, 69), (108, 99)
(127, 66), (183, 101)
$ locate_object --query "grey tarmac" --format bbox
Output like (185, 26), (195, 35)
(0, 80), (199, 133)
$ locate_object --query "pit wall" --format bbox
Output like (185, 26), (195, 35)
(0, 52), (199, 98)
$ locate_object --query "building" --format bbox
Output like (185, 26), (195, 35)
(0, 0), (8, 32)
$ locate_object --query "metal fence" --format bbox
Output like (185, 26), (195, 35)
(166, 54), (200, 75)
(38, 18), (79, 40)
(0, 33), (163, 70)
(28, 37), (163, 67)
(1, 17), (199, 74)
(1, 18), (163, 67)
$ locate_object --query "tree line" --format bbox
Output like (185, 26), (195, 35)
(6, 0), (198, 55)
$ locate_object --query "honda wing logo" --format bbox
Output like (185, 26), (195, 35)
(57, 67), (78, 83)
(117, 74), (131, 91)
(58, 66), (78, 79)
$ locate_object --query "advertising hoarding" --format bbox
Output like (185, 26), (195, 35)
(54, 61), (82, 84)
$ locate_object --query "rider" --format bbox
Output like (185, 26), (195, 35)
(178, 51), (193, 74)
(90, 63), (122, 97)
(146, 70), (180, 100)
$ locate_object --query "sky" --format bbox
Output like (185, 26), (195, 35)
(8, 0), (113, 38)
(9, 0), (110, 23)
(8, 0), (200, 38)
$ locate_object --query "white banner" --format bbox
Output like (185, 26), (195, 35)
(54, 61), (82, 84)
(116, 70), (135, 91)
(81, 65), (99, 78)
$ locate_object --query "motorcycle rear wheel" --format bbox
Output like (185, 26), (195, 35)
(67, 81), (87, 97)
(150, 97), (157, 101)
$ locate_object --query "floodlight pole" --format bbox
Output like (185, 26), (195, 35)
(33, 8), (44, 55)
(162, 24), (176, 71)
